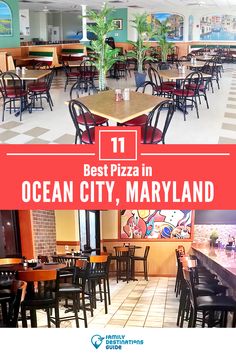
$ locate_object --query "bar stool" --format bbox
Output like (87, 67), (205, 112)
(183, 267), (236, 327)
(130, 246), (150, 280)
(115, 247), (131, 283)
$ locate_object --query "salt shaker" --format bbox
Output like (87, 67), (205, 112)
(115, 89), (122, 102)
(123, 88), (130, 101)
(22, 67), (26, 75)
(16, 67), (21, 75)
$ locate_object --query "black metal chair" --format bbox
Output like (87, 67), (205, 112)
(0, 72), (29, 121)
(28, 69), (55, 111)
(141, 99), (175, 144)
(68, 99), (108, 144)
(172, 71), (201, 121)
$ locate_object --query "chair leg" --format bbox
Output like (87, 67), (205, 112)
(21, 307), (28, 328)
(103, 278), (108, 314)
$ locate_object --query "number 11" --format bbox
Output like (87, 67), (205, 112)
(111, 137), (125, 153)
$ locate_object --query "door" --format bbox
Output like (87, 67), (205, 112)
(51, 26), (60, 42)
(79, 210), (100, 253)
(0, 211), (21, 257)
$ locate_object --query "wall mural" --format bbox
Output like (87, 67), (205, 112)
(148, 13), (184, 41)
(200, 15), (236, 41)
(0, 1), (12, 36)
(120, 210), (193, 240)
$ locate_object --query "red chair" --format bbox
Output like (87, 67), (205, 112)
(148, 66), (175, 97)
(123, 82), (156, 127)
(141, 99), (175, 144)
(69, 99), (108, 144)
(0, 72), (29, 121)
(28, 69), (55, 111)
(172, 72), (201, 121)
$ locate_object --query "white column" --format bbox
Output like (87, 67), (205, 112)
(81, 4), (88, 42)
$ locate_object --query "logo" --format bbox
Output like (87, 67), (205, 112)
(91, 335), (105, 349)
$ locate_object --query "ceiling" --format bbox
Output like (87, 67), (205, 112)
(19, 0), (236, 13)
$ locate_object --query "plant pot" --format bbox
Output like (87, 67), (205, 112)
(134, 71), (146, 88)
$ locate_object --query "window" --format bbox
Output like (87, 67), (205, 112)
(0, 211), (21, 257)
(78, 211), (100, 252)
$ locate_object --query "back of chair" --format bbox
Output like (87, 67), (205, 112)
(136, 80), (156, 95)
(182, 71), (201, 96)
(17, 269), (57, 282)
(52, 255), (76, 267)
(38, 255), (49, 263)
(148, 66), (162, 87)
(89, 255), (109, 276)
(46, 69), (55, 90)
(79, 59), (96, 81)
(182, 267), (197, 309)
(0, 258), (22, 265)
(143, 99), (175, 144)
(0, 72), (23, 97)
(144, 246), (150, 259)
(69, 99), (96, 144)
(6, 280), (27, 327)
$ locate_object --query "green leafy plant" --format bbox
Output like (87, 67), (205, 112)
(210, 230), (219, 244)
(155, 19), (173, 62)
(86, 4), (120, 91)
(128, 13), (154, 73)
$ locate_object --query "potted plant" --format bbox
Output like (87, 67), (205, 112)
(209, 230), (219, 247)
(86, 5), (120, 91)
(128, 13), (154, 87)
(155, 19), (173, 66)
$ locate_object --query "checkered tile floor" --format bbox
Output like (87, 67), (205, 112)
(0, 65), (235, 144)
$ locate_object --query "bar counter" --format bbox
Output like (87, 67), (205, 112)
(191, 244), (236, 298)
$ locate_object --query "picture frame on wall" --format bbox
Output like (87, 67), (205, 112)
(113, 19), (123, 30)
(119, 210), (194, 241)
(0, 1), (13, 36)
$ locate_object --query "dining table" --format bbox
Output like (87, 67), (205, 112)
(159, 68), (212, 86)
(73, 90), (167, 124)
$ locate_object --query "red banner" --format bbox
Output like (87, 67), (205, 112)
(0, 127), (234, 209)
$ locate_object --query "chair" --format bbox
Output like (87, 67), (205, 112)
(201, 60), (220, 93)
(76, 59), (98, 94)
(183, 267), (236, 327)
(172, 71), (201, 121)
(37, 255), (49, 263)
(69, 99), (108, 144)
(115, 247), (132, 283)
(122, 82), (155, 127)
(62, 63), (81, 92)
(184, 71), (209, 109)
(17, 269), (60, 328)
(0, 72), (29, 121)
(0, 280), (27, 327)
(86, 255), (110, 314)
(141, 99), (175, 144)
(28, 69), (55, 111)
(130, 246), (150, 280)
(148, 66), (175, 97)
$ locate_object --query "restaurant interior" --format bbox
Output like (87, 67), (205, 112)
(0, 209), (236, 328)
(0, 0), (236, 144)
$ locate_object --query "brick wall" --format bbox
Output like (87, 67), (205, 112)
(31, 210), (56, 258)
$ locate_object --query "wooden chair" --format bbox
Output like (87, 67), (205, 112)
(0, 280), (27, 327)
(130, 246), (150, 281)
(87, 255), (110, 314)
(17, 269), (60, 328)
(0, 258), (22, 265)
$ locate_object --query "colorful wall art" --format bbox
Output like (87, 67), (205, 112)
(120, 210), (193, 240)
(0, 1), (12, 36)
(148, 13), (184, 41)
(200, 15), (236, 41)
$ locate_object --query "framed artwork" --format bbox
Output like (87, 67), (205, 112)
(120, 210), (194, 241)
(113, 19), (123, 30)
(200, 15), (236, 41)
(148, 13), (184, 41)
(0, 1), (12, 36)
